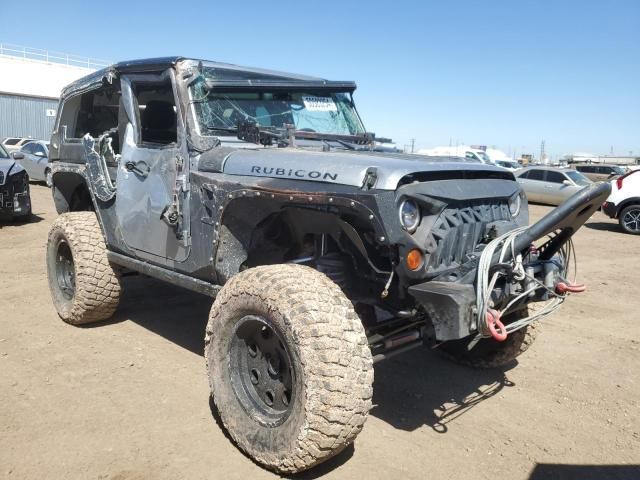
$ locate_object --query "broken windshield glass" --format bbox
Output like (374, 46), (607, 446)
(189, 74), (366, 137)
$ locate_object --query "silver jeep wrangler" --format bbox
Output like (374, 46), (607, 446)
(46, 57), (610, 473)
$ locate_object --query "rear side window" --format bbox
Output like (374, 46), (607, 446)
(59, 81), (121, 142)
(528, 170), (545, 181)
(546, 171), (566, 183)
(4, 138), (20, 146)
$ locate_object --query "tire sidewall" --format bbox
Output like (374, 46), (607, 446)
(46, 225), (75, 320)
(207, 291), (307, 458)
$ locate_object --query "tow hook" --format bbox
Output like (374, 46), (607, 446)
(555, 282), (586, 294)
(486, 308), (508, 342)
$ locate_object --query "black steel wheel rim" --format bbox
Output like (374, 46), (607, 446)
(55, 239), (75, 300)
(623, 208), (640, 232)
(229, 315), (295, 427)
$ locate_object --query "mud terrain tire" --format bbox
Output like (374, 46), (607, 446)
(46, 212), (121, 325)
(437, 308), (539, 368)
(205, 264), (373, 474)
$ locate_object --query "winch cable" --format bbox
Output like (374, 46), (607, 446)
(475, 226), (579, 341)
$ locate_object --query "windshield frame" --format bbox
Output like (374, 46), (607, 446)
(0, 144), (9, 159)
(188, 74), (367, 140)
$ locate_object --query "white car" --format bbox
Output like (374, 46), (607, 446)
(602, 169), (640, 234)
(417, 145), (493, 164)
(494, 159), (521, 172)
(1, 137), (35, 153)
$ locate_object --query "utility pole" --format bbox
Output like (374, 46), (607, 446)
(410, 138), (415, 154)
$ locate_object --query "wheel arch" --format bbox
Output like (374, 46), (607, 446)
(213, 193), (386, 285)
(615, 197), (640, 218)
(51, 170), (94, 213)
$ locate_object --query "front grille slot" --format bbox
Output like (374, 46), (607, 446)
(424, 202), (511, 275)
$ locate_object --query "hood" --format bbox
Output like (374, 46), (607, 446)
(221, 148), (512, 190)
(0, 158), (24, 185)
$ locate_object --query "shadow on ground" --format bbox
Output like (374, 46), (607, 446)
(0, 213), (45, 227)
(584, 221), (623, 233)
(372, 347), (515, 432)
(113, 274), (514, 435)
(111, 275), (212, 355)
(528, 464), (640, 480)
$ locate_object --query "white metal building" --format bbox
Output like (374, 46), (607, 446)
(0, 44), (107, 141)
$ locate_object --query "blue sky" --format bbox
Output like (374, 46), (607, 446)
(2, 0), (638, 158)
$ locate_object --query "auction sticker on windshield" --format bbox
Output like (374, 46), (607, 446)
(302, 96), (338, 112)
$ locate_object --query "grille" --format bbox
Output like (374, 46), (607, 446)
(423, 202), (511, 275)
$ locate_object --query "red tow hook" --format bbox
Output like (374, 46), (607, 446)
(555, 282), (586, 294)
(486, 308), (508, 342)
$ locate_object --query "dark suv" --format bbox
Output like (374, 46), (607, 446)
(46, 57), (610, 473)
(573, 163), (626, 182)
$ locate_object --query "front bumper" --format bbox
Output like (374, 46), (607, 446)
(408, 182), (612, 341)
(602, 201), (617, 219)
(0, 178), (31, 219)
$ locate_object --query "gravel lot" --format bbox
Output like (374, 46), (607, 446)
(1, 184), (638, 480)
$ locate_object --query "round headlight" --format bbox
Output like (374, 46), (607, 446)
(399, 199), (420, 233)
(508, 193), (522, 217)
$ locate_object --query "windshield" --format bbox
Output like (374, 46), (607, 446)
(0, 144), (9, 159)
(611, 166), (626, 175)
(477, 151), (492, 163)
(190, 77), (366, 136)
(565, 171), (592, 186)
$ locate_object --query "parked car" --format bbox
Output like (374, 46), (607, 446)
(417, 145), (493, 164)
(515, 166), (592, 205)
(12, 141), (50, 182)
(1, 137), (35, 152)
(494, 159), (521, 172)
(572, 163), (626, 182)
(602, 169), (640, 234)
(0, 143), (32, 220)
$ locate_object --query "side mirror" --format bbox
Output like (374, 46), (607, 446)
(12, 152), (24, 160)
(562, 179), (572, 186)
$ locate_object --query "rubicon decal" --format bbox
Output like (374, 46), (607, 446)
(250, 166), (338, 181)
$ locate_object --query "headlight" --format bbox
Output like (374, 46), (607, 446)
(508, 193), (522, 217)
(399, 199), (420, 233)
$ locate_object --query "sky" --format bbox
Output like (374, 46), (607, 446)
(2, 0), (639, 158)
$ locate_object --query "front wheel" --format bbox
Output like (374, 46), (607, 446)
(205, 264), (373, 473)
(619, 204), (640, 235)
(437, 308), (539, 368)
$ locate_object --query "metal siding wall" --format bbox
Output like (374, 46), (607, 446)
(0, 93), (58, 141)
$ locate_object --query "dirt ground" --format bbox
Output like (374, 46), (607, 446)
(1, 184), (638, 480)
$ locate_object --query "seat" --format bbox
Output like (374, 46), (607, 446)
(141, 100), (177, 145)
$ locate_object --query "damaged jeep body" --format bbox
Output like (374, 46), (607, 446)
(47, 57), (610, 473)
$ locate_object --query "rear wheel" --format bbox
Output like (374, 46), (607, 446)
(437, 308), (539, 368)
(205, 264), (373, 473)
(46, 212), (122, 325)
(619, 204), (640, 235)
